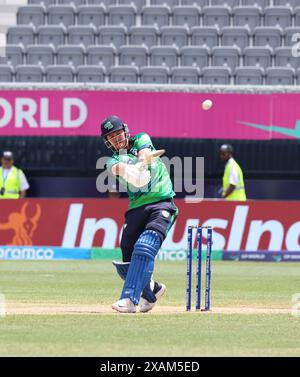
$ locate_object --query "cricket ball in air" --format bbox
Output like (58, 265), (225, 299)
(202, 99), (213, 110)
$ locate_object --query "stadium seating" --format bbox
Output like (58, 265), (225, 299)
(211, 0), (239, 7)
(77, 65), (105, 82)
(234, 66), (264, 85)
(150, 46), (179, 68)
(171, 66), (200, 84)
(129, 26), (159, 48)
(17, 5), (46, 27)
(120, 0), (146, 12)
(212, 47), (241, 71)
(7, 26), (35, 47)
(160, 26), (189, 49)
(119, 45), (148, 67)
(15, 64), (44, 82)
(0, 65), (14, 82)
(98, 26), (127, 49)
(150, 0), (179, 7)
(266, 67), (295, 85)
(221, 27), (250, 50)
(253, 27), (282, 49)
(47, 5), (76, 27)
(172, 6), (200, 27)
(180, 46), (209, 68)
(232, 7), (262, 31)
(140, 66), (169, 83)
(203, 6), (230, 28)
(108, 5), (137, 28)
(28, 0), (56, 4)
(294, 8), (300, 26)
(56, 45), (85, 67)
(1, 0), (300, 85)
(26, 45), (55, 66)
(68, 25), (97, 47)
(275, 0), (300, 6)
(191, 26), (219, 49)
(77, 4), (106, 27)
(45, 64), (75, 82)
(181, 0), (209, 6)
(243, 46), (273, 69)
(86, 45), (116, 69)
(264, 7), (292, 29)
(37, 25), (66, 47)
(141, 5), (170, 28)
(202, 67), (232, 85)
(275, 47), (300, 69)
(5, 45), (24, 67)
(109, 65), (139, 83)
(241, 0), (269, 8)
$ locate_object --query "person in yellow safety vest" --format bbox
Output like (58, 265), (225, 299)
(219, 144), (246, 201)
(0, 151), (30, 199)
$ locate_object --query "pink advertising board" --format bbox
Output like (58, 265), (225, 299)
(0, 90), (299, 139)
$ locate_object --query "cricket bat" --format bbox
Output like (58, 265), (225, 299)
(137, 149), (166, 170)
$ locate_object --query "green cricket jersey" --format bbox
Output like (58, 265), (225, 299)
(106, 133), (175, 209)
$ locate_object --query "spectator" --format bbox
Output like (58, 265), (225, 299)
(219, 144), (246, 201)
(0, 151), (30, 199)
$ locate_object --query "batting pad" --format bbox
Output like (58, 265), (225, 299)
(120, 230), (161, 305)
(112, 261), (130, 280)
(113, 260), (156, 303)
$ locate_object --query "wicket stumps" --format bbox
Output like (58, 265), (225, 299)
(186, 226), (213, 312)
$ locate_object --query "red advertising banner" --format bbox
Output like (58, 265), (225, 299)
(0, 90), (300, 139)
(0, 199), (299, 251)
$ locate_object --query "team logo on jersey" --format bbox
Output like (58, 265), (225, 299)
(162, 210), (170, 218)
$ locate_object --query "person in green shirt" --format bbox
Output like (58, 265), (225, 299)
(101, 115), (178, 313)
(219, 144), (246, 201)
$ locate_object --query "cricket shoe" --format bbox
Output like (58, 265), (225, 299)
(139, 282), (166, 313)
(112, 298), (136, 313)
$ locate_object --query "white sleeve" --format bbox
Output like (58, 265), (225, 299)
(20, 172), (30, 191)
(229, 165), (239, 186)
(123, 164), (151, 188)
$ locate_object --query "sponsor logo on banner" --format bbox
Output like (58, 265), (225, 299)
(157, 249), (187, 262)
(0, 247), (54, 260)
(61, 203), (300, 251)
(0, 202), (41, 245)
(0, 200), (300, 252)
(157, 249), (222, 262)
(0, 247), (90, 260)
(223, 251), (300, 262)
(0, 97), (87, 130)
(239, 120), (300, 139)
(0, 91), (300, 139)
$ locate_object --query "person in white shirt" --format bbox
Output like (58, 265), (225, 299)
(0, 151), (30, 199)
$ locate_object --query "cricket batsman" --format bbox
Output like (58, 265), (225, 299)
(101, 115), (178, 313)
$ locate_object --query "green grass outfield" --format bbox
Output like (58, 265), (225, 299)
(0, 260), (300, 356)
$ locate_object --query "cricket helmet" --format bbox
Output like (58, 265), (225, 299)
(100, 115), (130, 151)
